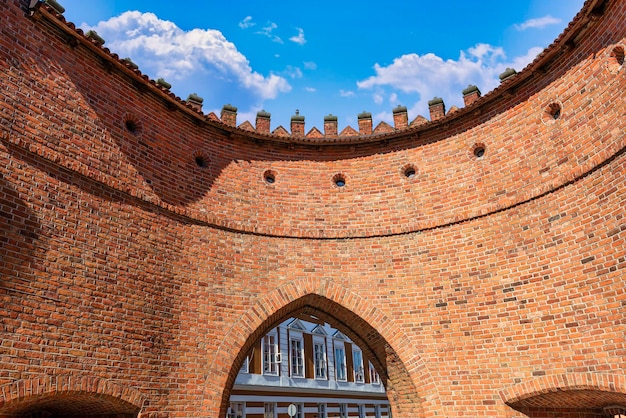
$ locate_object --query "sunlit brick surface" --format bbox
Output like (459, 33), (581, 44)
(0, 0), (624, 417)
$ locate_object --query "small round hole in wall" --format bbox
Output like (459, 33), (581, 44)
(264, 170), (276, 184)
(547, 103), (561, 120)
(333, 174), (346, 188)
(608, 45), (625, 73)
(541, 101), (563, 125)
(195, 155), (208, 168)
(403, 165), (417, 179)
(612, 45), (625, 65)
(123, 113), (143, 136)
(193, 151), (210, 169)
(472, 143), (486, 159)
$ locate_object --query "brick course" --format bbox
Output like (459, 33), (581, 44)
(0, 0), (625, 417)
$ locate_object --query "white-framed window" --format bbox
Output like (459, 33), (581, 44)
(369, 361), (380, 384)
(374, 405), (381, 418)
(353, 349), (364, 383)
(317, 403), (327, 418)
(262, 331), (279, 375)
(313, 338), (327, 379)
(358, 404), (365, 418)
(290, 334), (305, 377)
(264, 402), (276, 418)
(334, 342), (347, 381)
(339, 403), (348, 418)
(228, 402), (245, 418)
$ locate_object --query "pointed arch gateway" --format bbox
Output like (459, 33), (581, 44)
(203, 278), (443, 418)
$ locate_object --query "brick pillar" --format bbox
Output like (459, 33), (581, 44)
(392, 105), (408, 130)
(221, 104), (237, 127)
(428, 97), (445, 121)
(291, 110), (305, 137)
(256, 110), (271, 134)
(186, 93), (204, 112)
(358, 111), (372, 135)
(462, 85), (481, 107)
(324, 114), (338, 136)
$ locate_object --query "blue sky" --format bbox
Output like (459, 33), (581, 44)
(59, 0), (585, 132)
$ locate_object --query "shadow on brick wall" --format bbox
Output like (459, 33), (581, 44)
(0, 169), (44, 300)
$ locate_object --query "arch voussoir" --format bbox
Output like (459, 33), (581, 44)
(0, 374), (146, 416)
(500, 372), (626, 408)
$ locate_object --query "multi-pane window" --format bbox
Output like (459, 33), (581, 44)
(317, 403), (327, 418)
(290, 336), (304, 377)
(314, 340), (327, 379)
(228, 402), (244, 418)
(335, 344), (347, 381)
(264, 403), (275, 418)
(369, 361), (380, 384)
(295, 403), (304, 418)
(374, 405), (381, 418)
(262, 332), (279, 375)
(339, 403), (348, 418)
(353, 349), (364, 383)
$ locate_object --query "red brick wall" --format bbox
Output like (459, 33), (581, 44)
(1, 0), (625, 417)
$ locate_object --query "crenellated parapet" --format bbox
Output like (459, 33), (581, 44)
(22, 0), (558, 145)
(26, 0), (622, 147)
(200, 61), (527, 140)
(209, 82), (487, 139)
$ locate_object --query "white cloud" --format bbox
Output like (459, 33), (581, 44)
(89, 11), (290, 100)
(239, 16), (255, 29)
(289, 28), (306, 45)
(284, 65), (303, 79)
(514, 15), (561, 31)
(256, 22), (283, 43)
(305, 87), (316, 92)
(357, 43), (542, 119)
(389, 92), (398, 103)
(510, 46), (544, 71)
(467, 43), (505, 62)
(304, 61), (317, 70)
(339, 89), (355, 97)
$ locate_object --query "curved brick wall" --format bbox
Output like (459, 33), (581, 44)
(0, 0), (625, 417)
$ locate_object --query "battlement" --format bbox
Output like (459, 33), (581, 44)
(213, 86), (485, 136)
(212, 87), (482, 138)
(22, 0), (606, 145)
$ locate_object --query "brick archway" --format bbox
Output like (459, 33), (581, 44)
(500, 373), (626, 414)
(0, 375), (147, 417)
(203, 277), (443, 418)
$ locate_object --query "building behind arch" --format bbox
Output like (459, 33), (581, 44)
(229, 317), (390, 418)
